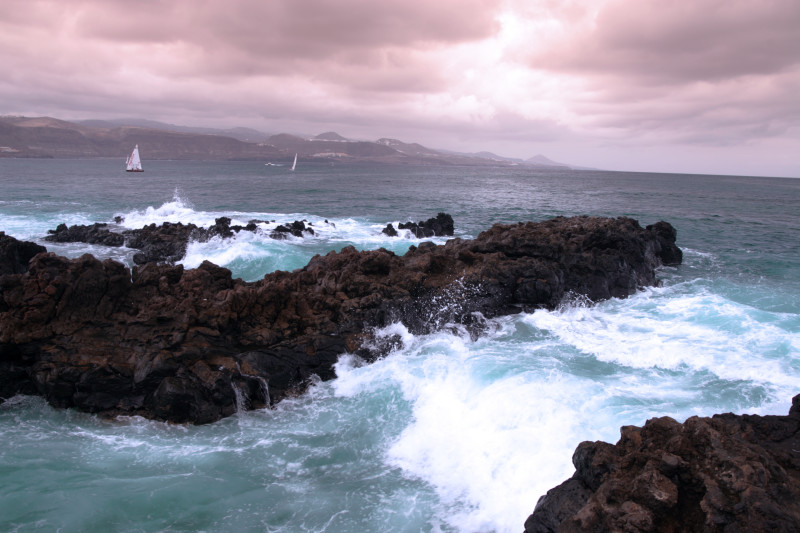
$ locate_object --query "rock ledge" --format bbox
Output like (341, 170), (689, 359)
(525, 395), (800, 533)
(1, 216), (681, 423)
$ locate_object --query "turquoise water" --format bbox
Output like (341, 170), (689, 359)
(1, 159), (799, 532)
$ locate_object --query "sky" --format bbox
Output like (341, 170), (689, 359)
(1, 0), (798, 177)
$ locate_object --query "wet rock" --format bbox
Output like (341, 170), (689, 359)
(381, 223), (399, 237)
(125, 221), (197, 264)
(0, 231), (46, 276)
(394, 212), (454, 238)
(45, 222), (125, 246)
(524, 395), (800, 532)
(3, 216), (681, 424)
(269, 220), (314, 240)
(42, 217), (322, 264)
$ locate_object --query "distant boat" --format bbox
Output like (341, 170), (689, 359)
(126, 145), (143, 172)
(290, 153), (297, 171)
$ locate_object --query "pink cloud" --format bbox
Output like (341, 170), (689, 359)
(533, 0), (800, 82)
(0, 0), (797, 176)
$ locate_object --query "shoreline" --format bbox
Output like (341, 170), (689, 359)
(1, 216), (681, 424)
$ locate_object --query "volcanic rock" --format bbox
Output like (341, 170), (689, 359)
(43, 216), (322, 264)
(1, 216), (681, 424)
(524, 395), (800, 532)
(381, 223), (398, 237)
(0, 231), (46, 276)
(383, 212), (454, 238)
(124, 221), (197, 264)
(45, 222), (125, 246)
(270, 220), (314, 239)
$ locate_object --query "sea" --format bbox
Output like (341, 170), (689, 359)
(0, 158), (798, 533)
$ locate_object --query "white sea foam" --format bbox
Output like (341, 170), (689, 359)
(523, 285), (800, 403)
(116, 190), (213, 228)
(331, 324), (618, 533)
(326, 278), (800, 533)
(181, 233), (273, 270)
(0, 212), (96, 242)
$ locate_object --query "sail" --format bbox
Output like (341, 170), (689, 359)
(290, 153), (297, 171)
(126, 145), (143, 172)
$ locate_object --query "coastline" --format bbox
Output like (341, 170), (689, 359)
(1, 216), (681, 424)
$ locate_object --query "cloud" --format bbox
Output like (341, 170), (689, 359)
(68, 0), (501, 81)
(0, 0), (798, 176)
(531, 0), (800, 82)
(502, 0), (800, 150)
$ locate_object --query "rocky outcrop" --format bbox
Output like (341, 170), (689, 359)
(123, 221), (197, 264)
(1, 216), (681, 424)
(44, 217), (319, 264)
(524, 395), (800, 533)
(45, 222), (125, 246)
(270, 220), (314, 239)
(0, 232), (46, 276)
(382, 212), (454, 238)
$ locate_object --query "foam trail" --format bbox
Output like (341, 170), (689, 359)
(524, 285), (800, 400)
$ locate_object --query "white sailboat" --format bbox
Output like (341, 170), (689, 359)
(290, 153), (297, 171)
(126, 145), (143, 172)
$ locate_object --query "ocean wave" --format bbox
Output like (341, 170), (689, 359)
(330, 322), (620, 532)
(522, 285), (800, 399)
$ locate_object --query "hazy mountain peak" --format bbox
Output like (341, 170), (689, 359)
(526, 154), (567, 166)
(314, 132), (349, 141)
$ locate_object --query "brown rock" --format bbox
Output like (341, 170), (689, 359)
(1, 216), (681, 423)
(524, 395), (800, 532)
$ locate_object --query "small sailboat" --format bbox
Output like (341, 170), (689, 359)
(126, 145), (143, 172)
(290, 153), (297, 171)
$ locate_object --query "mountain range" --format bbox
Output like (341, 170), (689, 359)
(0, 115), (588, 169)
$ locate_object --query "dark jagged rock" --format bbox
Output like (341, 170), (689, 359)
(1, 216), (682, 424)
(393, 212), (454, 238)
(45, 222), (125, 246)
(0, 231), (46, 276)
(42, 217), (320, 264)
(646, 220), (683, 266)
(381, 223), (399, 237)
(269, 220), (314, 240)
(524, 395), (800, 532)
(124, 221), (197, 264)
(43, 220), (198, 264)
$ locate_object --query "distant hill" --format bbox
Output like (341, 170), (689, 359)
(0, 116), (284, 160)
(376, 138), (441, 157)
(78, 118), (274, 143)
(448, 150), (525, 163)
(0, 115), (594, 168)
(314, 132), (350, 141)
(526, 154), (597, 170)
(526, 154), (569, 168)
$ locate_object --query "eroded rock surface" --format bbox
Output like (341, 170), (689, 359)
(0, 231), (46, 276)
(525, 395), (800, 533)
(1, 216), (681, 423)
(44, 216), (320, 264)
(382, 212), (454, 238)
